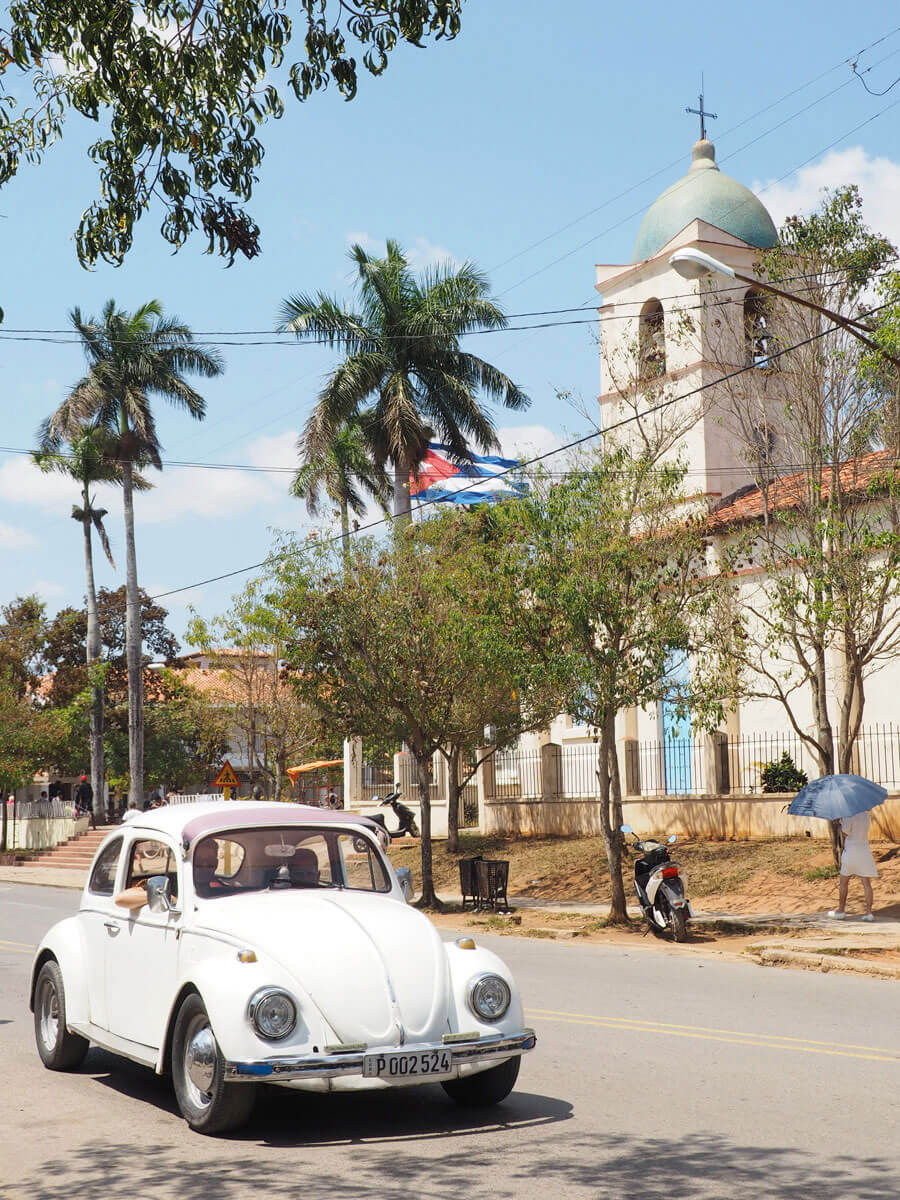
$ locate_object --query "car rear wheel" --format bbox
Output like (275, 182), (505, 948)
(441, 1055), (520, 1107)
(171, 993), (257, 1135)
(34, 960), (89, 1071)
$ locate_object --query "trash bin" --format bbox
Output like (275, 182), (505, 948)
(475, 859), (510, 913)
(459, 856), (483, 909)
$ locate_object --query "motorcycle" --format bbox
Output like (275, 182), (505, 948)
(368, 789), (420, 839)
(620, 824), (693, 942)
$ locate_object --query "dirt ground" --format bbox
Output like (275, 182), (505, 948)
(387, 833), (900, 921)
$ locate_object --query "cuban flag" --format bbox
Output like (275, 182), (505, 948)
(410, 443), (528, 506)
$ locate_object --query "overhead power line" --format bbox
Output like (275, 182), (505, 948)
(143, 293), (900, 603)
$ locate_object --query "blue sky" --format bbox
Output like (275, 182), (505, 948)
(5, 0), (900, 644)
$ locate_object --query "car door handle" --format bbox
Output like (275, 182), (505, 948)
(103, 921), (121, 935)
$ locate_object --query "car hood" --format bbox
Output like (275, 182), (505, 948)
(193, 890), (450, 1045)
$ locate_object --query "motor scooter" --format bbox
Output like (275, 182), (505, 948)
(369, 788), (420, 839)
(620, 824), (693, 941)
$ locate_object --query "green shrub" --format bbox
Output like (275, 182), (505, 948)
(760, 751), (808, 793)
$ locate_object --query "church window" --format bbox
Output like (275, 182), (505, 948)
(639, 299), (666, 379)
(744, 290), (775, 369)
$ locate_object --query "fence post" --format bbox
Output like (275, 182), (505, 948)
(704, 731), (730, 795)
(541, 742), (561, 800)
(623, 738), (641, 796)
(394, 750), (416, 798)
(475, 748), (496, 832)
(343, 737), (363, 807)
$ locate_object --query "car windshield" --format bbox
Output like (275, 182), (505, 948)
(192, 826), (391, 898)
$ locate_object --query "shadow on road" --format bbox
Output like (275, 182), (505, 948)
(9, 1096), (900, 1200)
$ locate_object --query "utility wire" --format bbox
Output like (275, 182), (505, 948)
(145, 294), (900, 602)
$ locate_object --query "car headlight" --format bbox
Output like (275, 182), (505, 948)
(468, 973), (511, 1021)
(248, 988), (297, 1041)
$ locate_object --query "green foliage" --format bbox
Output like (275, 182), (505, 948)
(805, 864), (839, 882)
(759, 751), (808, 794)
(280, 239), (528, 514)
(104, 669), (230, 790)
(1, 1), (463, 265)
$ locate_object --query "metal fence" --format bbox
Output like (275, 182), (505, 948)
(493, 747), (542, 799)
(634, 739), (708, 796)
(362, 752), (396, 799)
(725, 731), (807, 794)
(853, 724), (900, 789)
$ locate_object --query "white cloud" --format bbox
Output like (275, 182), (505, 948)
(0, 521), (37, 550)
(26, 579), (66, 600)
(0, 456), (83, 513)
(756, 147), (900, 249)
(498, 423), (565, 461)
(134, 464), (277, 525)
(246, 430), (298, 468)
(344, 231), (459, 272)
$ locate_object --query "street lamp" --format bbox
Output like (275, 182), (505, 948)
(668, 248), (900, 367)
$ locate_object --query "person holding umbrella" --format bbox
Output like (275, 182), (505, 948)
(829, 809), (877, 921)
(788, 773), (884, 921)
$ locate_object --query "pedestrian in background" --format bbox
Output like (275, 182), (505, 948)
(74, 774), (95, 829)
(829, 810), (878, 921)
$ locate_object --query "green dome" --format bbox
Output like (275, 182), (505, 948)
(633, 140), (778, 263)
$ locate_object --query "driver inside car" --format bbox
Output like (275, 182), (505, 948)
(193, 839), (229, 895)
(288, 847), (321, 888)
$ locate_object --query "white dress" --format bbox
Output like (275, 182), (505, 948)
(839, 811), (878, 878)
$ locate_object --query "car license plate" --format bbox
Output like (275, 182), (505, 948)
(362, 1049), (453, 1079)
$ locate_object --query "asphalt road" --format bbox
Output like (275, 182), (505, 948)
(2, 882), (899, 1200)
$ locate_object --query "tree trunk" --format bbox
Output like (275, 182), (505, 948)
(121, 460), (144, 810)
(274, 752), (284, 803)
(596, 717), (628, 924)
(82, 505), (105, 822)
(392, 456), (412, 522)
(415, 750), (439, 908)
(445, 745), (460, 855)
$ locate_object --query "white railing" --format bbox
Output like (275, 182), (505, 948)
(12, 799), (77, 820)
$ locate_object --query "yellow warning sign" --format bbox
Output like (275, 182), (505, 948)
(213, 760), (240, 788)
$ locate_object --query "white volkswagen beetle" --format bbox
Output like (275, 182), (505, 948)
(30, 802), (535, 1134)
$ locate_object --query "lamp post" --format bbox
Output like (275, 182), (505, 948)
(668, 248), (900, 368)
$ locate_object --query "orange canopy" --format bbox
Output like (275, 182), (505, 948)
(286, 759), (343, 785)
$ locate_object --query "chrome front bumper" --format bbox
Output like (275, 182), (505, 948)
(224, 1028), (537, 1082)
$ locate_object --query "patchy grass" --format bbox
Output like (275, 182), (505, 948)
(388, 832), (900, 918)
(804, 865), (840, 882)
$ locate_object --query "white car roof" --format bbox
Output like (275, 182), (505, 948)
(112, 801), (382, 852)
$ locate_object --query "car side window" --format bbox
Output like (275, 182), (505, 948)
(88, 837), (123, 896)
(126, 839), (179, 901)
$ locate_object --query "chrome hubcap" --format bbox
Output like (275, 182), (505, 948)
(185, 1022), (217, 1103)
(39, 980), (59, 1049)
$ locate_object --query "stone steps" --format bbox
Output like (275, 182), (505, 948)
(16, 825), (116, 867)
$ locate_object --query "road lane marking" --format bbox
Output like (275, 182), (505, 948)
(526, 1009), (900, 1063)
(528, 1008), (899, 1055)
(0, 938), (36, 948)
(0, 940), (35, 954)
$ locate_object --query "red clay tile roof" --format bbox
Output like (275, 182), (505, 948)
(707, 450), (899, 530)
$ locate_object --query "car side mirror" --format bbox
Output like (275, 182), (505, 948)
(146, 875), (179, 914)
(395, 867), (414, 903)
(620, 824), (632, 834)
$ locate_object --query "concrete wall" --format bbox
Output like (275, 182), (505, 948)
(483, 793), (900, 841)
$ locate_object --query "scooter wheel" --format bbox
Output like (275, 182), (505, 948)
(669, 908), (688, 942)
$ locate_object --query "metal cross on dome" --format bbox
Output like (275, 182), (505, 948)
(686, 82), (717, 141)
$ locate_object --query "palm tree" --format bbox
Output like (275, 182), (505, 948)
(290, 415), (390, 562)
(39, 300), (223, 808)
(33, 427), (140, 821)
(278, 240), (529, 519)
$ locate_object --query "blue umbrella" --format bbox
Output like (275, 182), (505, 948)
(788, 773), (887, 820)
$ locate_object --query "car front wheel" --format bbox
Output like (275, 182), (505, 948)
(34, 960), (89, 1071)
(171, 993), (257, 1135)
(441, 1055), (520, 1107)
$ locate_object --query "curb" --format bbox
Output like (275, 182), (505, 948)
(755, 946), (900, 979)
